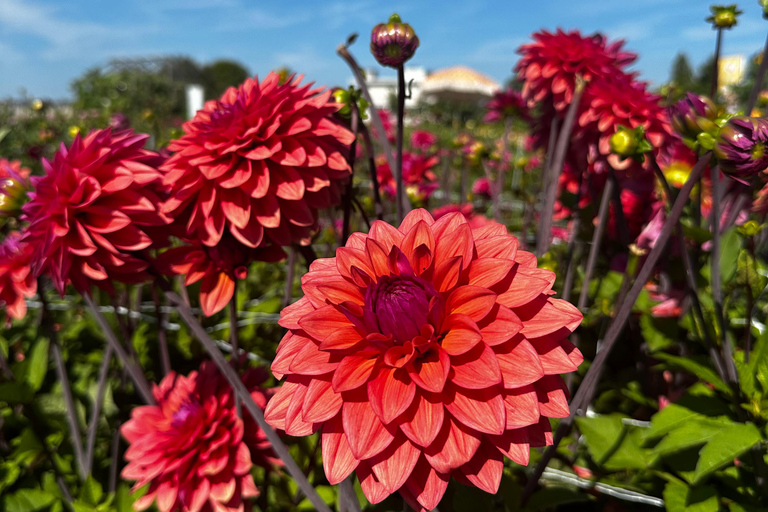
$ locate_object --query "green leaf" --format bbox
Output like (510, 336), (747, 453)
(643, 390), (733, 441)
(692, 423), (762, 484)
(652, 420), (725, 456)
(0, 382), (34, 404)
(575, 414), (625, 464)
(525, 486), (591, 511)
(80, 476), (103, 505)
(4, 488), (57, 512)
(11, 428), (43, 467)
(654, 353), (730, 394)
(720, 227), (740, 285)
(640, 315), (678, 352)
(663, 480), (718, 512)
(26, 338), (49, 392)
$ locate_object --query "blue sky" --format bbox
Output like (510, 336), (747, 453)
(2, 0), (768, 100)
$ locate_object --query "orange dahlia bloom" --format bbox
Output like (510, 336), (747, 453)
(122, 362), (277, 512)
(265, 209), (582, 510)
(0, 232), (36, 321)
(21, 129), (168, 293)
(161, 72), (355, 249)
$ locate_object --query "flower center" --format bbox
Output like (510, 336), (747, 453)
(365, 275), (434, 343)
(171, 400), (201, 427)
(752, 142), (765, 161)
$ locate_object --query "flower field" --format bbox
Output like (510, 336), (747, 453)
(5, 4), (768, 512)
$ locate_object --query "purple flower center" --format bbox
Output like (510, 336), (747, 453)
(365, 275), (434, 343)
(172, 400), (201, 427)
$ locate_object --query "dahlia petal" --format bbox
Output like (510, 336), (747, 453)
(424, 417), (481, 473)
(342, 398), (395, 459)
(247, 160), (270, 198)
(279, 296), (314, 329)
(516, 297), (582, 338)
(365, 238), (391, 278)
(331, 352), (378, 392)
(449, 342), (503, 389)
(84, 208), (132, 234)
(336, 247), (374, 282)
(398, 208), (435, 233)
(445, 385), (505, 435)
(527, 416), (554, 446)
(281, 198), (315, 227)
(535, 375), (571, 418)
(533, 334), (580, 374)
(219, 188), (251, 229)
(321, 413), (359, 485)
(200, 271), (235, 316)
(471, 221), (508, 240)
(478, 304), (523, 346)
(264, 378), (306, 429)
(447, 285), (496, 322)
(230, 215), (264, 248)
(298, 305), (364, 350)
(497, 267), (552, 309)
(302, 377), (343, 423)
(401, 220), (435, 275)
(209, 478), (236, 503)
(285, 378), (317, 436)
(488, 428), (530, 465)
(468, 257), (515, 289)
(370, 433), (420, 493)
(440, 313), (482, 356)
(188, 478), (210, 512)
(156, 479), (178, 512)
(233, 443), (252, 475)
(315, 280), (364, 306)
(271, 332), (306, 378)
(357, 461), (390, 505)
(494, 337), (545, 388)
(241, 475), (259, 498)
(503, 385), (541, 428)
(202, 209), (226, 246)
(218, 159), (252, 189)
(368, 366), (416, 424)
(515, 251), (538, 268)
(400, 392), (444, 448)
(288, 339), (338, 375)
(254, 193), (280, 228)
(368, 220), (404, 252)
(402, 457), (450, 511)
(241, 138), (282, 160)
(409, 345), (451, 393)
(459, 442), (503, 494)
(431, 211), (468, 240)
(474, 235), (518, 259)
(274, 166), (306, 200)
(432, 255), (463, 293)
(433, 223), (473, 269)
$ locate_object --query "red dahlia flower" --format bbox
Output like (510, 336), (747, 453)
(515, 29), (637, 113)
(122, 361), (277, 512)
(376, 152), (439, 201)
(22, 129), (168, 294)
(410, 130), (437, 152)
(157, 234), (285, 316)
(265, 209), (582, 510)
(161, 72), (355, 249)
(483, 88), (530, 124)
(0, 232), (36, 321)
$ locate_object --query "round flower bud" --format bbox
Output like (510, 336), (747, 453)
(714, 116), (768, 179)
(0, 160), (30, 217)
(707, 5), (743, 29)
(370, 13), (419, 68)
(761, 0), (768, 19)
(610, 127), (637, 157)
(30, 99), (44, 111)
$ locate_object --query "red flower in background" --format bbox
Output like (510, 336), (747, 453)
(122, 362), (277, 512)
(484, 88), (530, 123)
(161, 72), (355, 250)
(376, 152), (439, 201)
(22, 129), (168, 294)
(265, 209), (582, 510)
(410, 130), (437, 152)
(156, 234), (285, 316)
(372, 109), (396, 144)
(515, 29), (636, 113)
(472, 177), (492, 199)
(0, 232), (36, 321)
(432, 203), (493, 229)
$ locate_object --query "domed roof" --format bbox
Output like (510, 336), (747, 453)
(421, 66), (501, 97)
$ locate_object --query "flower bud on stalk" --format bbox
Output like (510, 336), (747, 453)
(370, 13), (419, 68)
(761, 0), (768, 19)
(609, 125), (653, 162)
(669, 93), (724, 152)
(0, 161), (29, 218)
(707, 4), (743, 29)
(714, 115), (768, 179)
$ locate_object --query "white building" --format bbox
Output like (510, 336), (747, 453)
(358, 67), (428, 110)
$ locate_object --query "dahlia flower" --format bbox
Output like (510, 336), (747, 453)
(0, 159), (30, 217)
(714, 116), (768, 179)
(431, 203), (493, 230)
(484, 88), (530, 124)
(0, 232), (36, 321)
(370, 13), (419, 68)
(22, 129), (168, 294)
(607, 175), (658, 241)
(157, 234), (285, 316)
(376, 152), (439, 201)
(265, 209), (583, 510)
(410, 130), (437, 152)
(161, 72), (355, 249)
(515, 29), (637, 113)
(669, 93), (718, 148)
(472, 177), (492, 199)
(122, 361), (277, 512)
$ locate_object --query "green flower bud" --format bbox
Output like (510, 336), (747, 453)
(707, 4), (743, 29)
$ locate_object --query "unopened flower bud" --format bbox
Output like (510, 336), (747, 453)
(707, 5), (743, 29)
(761, 0), (768, 19)
(714, 115), (768, 179)
(610, 128), (637, 156)
(0, 160), (30, 217)
(370, 13), (419, 68)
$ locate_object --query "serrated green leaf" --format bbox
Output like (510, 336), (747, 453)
(575, 414), (625, 464)
(644, 392), (733, 441)
(692, 423), (762, 484)
(26, 338), (49, 392)
(663, 480), (718, 512)
(654, 353), (730, 394)
(652, 420), (725, 456)
(4, 488), (57, 512)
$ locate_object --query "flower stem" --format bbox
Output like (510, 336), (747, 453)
(342, 104), (360, 244)
(395, 65), (407, 223)
(537, 82), (584, 256)
(164, 290), (335, 512)
(748, 32), (768, 113)
(338, 476), (361, 512)
(151, 286), (171, 376)
(282, 247), (297, 309)
(360, 122), (384, 220)
(577, 177), (613, 311)
(522, 153), (712, 504)
(82, 293), (156, 405)
(711, 27), (723, 98)
(84, 345), (113, 476)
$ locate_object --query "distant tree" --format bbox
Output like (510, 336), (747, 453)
(733, 51), (766, 110)
(160, 56), (204, 84)
(670, 53), (695, 90)
(200, 60), (250, 99)
(693, 56), (717, 96)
